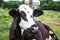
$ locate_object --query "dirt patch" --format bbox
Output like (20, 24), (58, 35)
(50, 21), (60, 26)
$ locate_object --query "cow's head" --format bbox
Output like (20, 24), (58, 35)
(9, 4), (43, 35)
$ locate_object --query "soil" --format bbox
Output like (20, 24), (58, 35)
(50, 21), (60, 26)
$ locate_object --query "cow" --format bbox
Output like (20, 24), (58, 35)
(9, 4), (46, 40)
(9, 4), (58, 40)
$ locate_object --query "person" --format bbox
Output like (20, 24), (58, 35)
(24, 0), (40, 21)
(25, 0), (40, 9)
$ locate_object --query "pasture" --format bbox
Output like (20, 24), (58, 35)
(0, 9), (60, 40)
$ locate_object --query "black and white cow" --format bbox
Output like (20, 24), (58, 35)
(9, 4), (44, 40)
(9, 4), (59, 40)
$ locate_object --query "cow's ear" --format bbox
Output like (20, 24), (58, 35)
(9, 9), (19, 17)
(33, 9), (44, 17)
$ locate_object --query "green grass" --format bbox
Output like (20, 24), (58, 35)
(0, 8), (12, 40)
(0, 30), (9, 40)
(0, 8), (12, 31)
(39, 10), (60, 22)
(0, 9), (60, 40)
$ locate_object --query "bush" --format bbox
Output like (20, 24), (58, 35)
(54, 3), (60, 11)
(3, 1), (22, 9)
(40, 1), (60, 11)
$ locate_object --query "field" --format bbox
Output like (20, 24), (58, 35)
(0, 9), (60, 40)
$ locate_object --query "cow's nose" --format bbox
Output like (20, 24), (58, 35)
(31, 24), (39, 33)
(32, 27), (38, 32)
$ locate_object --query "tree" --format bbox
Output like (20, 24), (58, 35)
(0, 0), (3, 7)
(46, 0), (52, 4)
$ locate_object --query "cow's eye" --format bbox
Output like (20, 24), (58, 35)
(21, 11), (26, 17)
(20, 11), (28, 22)
(22, 13), (26, 17)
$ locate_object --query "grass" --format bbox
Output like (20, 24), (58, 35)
(0, 9), (60, 40)
(39, 10), (60, 22)
(0, 30), (9, 40)
(0, 8), (12, 40)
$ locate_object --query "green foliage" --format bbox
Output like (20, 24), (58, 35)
(3, 1), (22, 9)
(40, 1), (60, 11)
(0, 9), (12, 40)
(0, 0), (3, 7)
(0, 30), (9, 40)
(0, 8), (12, 31)
(54, 2), (60, 11)
(0, 0), (60, 10)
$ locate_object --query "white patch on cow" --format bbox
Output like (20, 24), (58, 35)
(19, 4), (35, 30)
(46, 35), (52, 40)
(34, 17), (39, 21)
(49, 35), (52, 40)
(46, 38), (49, 40)
(49, 31), (53, 34)
(32, 27), (38, 32)
(54, 35), (55, 38)
(33, 27), (38, 30)
(32, 39), (36, 40)
(21, 28), (24, 35)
